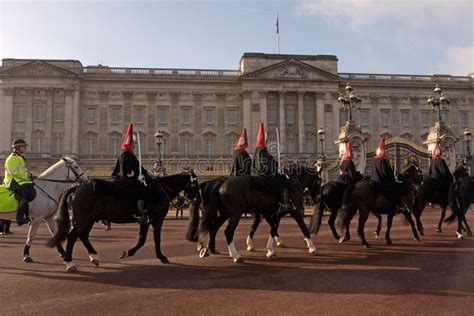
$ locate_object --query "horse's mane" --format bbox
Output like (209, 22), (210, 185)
(37, 158), (69, 178)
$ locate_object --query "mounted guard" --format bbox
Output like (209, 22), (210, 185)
(2, 139), (37, 226)
(252, 122), (293, 216)
(338, 142), (363, 185)
(429, 142), (453, 184)
(230, 128), (251, 177)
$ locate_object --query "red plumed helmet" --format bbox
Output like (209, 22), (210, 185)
(342, 142), (352, 161)
(432, 142), (442, 159)
(256, 123), (266, 149)
(121, 123), (134, 152)
(235, 128), (249, 151)
(376, 138), (385, 158)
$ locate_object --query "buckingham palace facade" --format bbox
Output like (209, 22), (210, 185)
(0, 52), (473, 172)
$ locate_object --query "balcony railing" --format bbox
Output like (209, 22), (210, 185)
(339, 73), (472, 83)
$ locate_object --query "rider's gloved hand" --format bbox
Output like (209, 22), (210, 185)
(138, 174), (146, 184)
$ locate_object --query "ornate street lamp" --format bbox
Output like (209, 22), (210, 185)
(427, 84), (450, 122)
(317, 127), (326, 160)
(154, 130), (164, 175)
(338, 83), (361, 122)
(464, 128), (472, 174)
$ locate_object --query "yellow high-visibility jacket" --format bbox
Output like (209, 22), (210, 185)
(3, 152), (32, 188)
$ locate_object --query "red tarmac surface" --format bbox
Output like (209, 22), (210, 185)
(1, 208), (473, 315)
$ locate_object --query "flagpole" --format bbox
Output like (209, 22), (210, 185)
(276, 12), (280, 54)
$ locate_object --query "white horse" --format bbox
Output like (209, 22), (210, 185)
(0, 157), (88, 262)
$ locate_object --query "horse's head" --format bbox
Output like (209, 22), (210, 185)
(400, 164), (423, 185)
(453, 163), (468, 181)
(182, 169), (199, 199)
(61, 157), (88, 183)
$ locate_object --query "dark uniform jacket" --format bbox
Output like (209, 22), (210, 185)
(429, 158), (453, 182)
(231, 150), (252, 176)
(252, 147), (288, 193)
(111, 150), (150, 182)
(338, 160), (363, 185)
(370, 157), (395, 184)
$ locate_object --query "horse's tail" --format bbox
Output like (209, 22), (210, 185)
(199, 179), (224, 242)
(308, 186), (327, 235)
(336, 184), (356, 234)
(445, 181), (459, 224)
(186, 188), (202, 242)
(47, 186), (77, 248)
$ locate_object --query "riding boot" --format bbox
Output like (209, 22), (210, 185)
(134, 200), (149, 224)
(16, 199), (30, 226)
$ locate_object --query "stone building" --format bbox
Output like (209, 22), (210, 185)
(0, 52), (472, 172)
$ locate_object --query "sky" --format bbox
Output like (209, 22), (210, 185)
(0, 0), (473, 76)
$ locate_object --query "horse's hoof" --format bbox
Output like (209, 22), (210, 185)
(308, 247), (318, 255)
(119, 251), (127, 260)
(160, 257), (170, 264)
(419, 231), (425, 236)
(66, 265), (77, 273)
(246, 246), (255, 252)
(456, 232), (464, 239)
(364, 243), (371, 248)
(414, 236), (420, 242)
(210, 249), (220, 255)
(435, 228), (442, 233)
(197, 242), (203, 252)
(199, 247), (209, 258)
(373, 232), (379, 238)
(266, 253), (278, 259)
(338, 237), (346, 244)
(276, 242), (285, 248)
(234, 257), (244, 264)
(90, 259), (100, 267)
(23, 255), (33, 263)
(386, 240), (392, 246)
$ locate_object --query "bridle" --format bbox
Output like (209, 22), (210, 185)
(33, 158), (86, 205)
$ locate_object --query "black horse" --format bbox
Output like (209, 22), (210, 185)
(48, 171), (199, 272)
(444, 165), (473, 238)
(246, 165), (322, 249)
(187, 173), (315, 263)
(336, 165), (421, 247)
(412, 164), (465, 235)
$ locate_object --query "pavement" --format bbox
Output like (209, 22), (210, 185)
(1, 208), (473, 315)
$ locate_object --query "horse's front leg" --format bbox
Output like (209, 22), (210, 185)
(22, 217), (42, 263)
(328, 209), (340, 240)
(119, 223), (150, 259)
(373, 214), (382, 238)
(247, 213), (261, 251)
(79, 223), (100, 267)
(357, 209), (370, 248)
(289, 208), (317, 255)
(224, 212), (243, 263)
(385, 212), (393, 245)
(436, 204), (448, 233)
(402, 209), (420, 241)
(151, 206), (170, 263)
(263, 215), (278, 259)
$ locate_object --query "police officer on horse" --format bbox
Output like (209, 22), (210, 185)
(231, 128), (251, 177)
(3, 139), (37, 226)
(252, 122), (293, 216)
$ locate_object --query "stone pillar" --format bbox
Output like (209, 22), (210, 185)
(71, 89), (81, 157)
(0, 88), (14, 155)
(259, 91), (268, 128)
(315, 92), (326, 154)
(45, 89), (53, 155)
(64, 88), (74, 154)
(98, 91), (109, 155)
(243, 91), (252, 146)
(297, 91), (305, 153)
(278, 91), (286, 150)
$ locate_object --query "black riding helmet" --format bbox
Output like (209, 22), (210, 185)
(12, 139), (28, 148)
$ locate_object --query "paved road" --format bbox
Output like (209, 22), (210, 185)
(1, 209), (473, 315)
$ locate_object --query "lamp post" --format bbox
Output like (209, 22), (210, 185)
(317, 127), (326, 160)
(464, 128), (472, 175)
(154, 130), (164, 175)
(427, 84), (450, 123)
(337, 82), (362, 122)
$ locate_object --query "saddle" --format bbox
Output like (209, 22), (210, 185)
(371, 180), (407, 204)
(249, 174), (288, 194)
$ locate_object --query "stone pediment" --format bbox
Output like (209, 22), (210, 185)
(0, 61), (78, 77)
(242, 59), (340, 81)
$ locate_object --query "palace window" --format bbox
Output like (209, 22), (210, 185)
(51, 137), (63, 155)
(181, 137), (192, 156)
(53, 105), (64, 122)
(32, 136), (44, 153)
(158, 107), (168, 124)
(287, 136), (296, 153)
(304, 108), (313, 124)
(400, 110), (410, 127)
(205, 108), (215, 124)
(181, 108), (192, 124)
(35, 105), (45, 122)
(420, 111), (430, 127)
(226, 109), (237, 124)
(110, 137), (120, 157)
(87, 107), (97, 123)
(110, 106), (121, 123)
(304, 138), (315, 153)
(286, 109), (295, 124)
(204, 137), (215, 156)
(267, 108), (276, 124)
(87, 139), (96, 157)
(460, 112), (469, 127)
(133, 107), (145, 123)
(15, 105), (25, 122)
(360, 110), (369, 126)
(380, 110), (391, 127)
